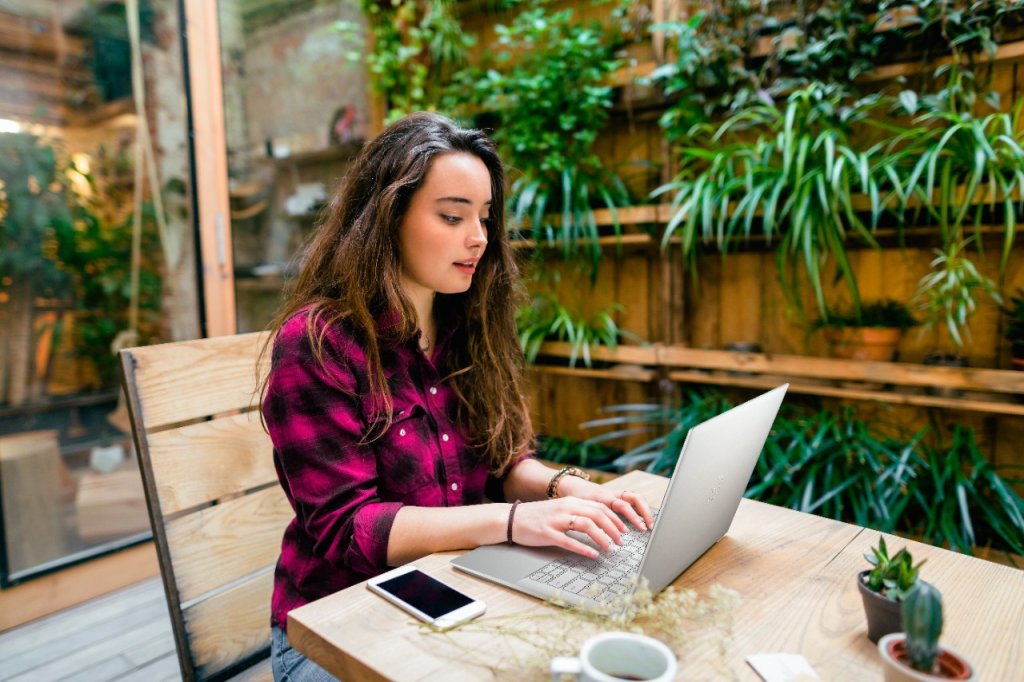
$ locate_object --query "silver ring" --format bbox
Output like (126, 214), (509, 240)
(568, 515), (577, 532)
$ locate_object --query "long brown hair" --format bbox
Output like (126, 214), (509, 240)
(260, 112), (532, 474)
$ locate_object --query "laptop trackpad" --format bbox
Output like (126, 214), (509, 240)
(452, 543), (562, 582)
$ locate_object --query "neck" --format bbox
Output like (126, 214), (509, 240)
(407, 290), (436, 353)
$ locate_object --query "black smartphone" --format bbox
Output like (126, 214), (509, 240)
(366, 566), (486, 629)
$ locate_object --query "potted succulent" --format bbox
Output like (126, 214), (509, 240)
(878, 582), (977, 681)
(858, 537), (925, 644)
(816, 300), (918, 362)
(1003, 289), (1024, 370)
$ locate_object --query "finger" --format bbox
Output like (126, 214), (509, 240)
(611, 496), (646, 531)
(574, 513), (619, 551)
(617, 491), (654, 530)
(548, 528), (601, 559)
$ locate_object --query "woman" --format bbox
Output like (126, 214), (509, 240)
(261, 112), (653, 681)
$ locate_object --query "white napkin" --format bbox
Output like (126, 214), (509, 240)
(746, 653), (820, 682)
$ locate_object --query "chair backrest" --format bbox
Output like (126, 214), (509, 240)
(120, 332), (288, 682)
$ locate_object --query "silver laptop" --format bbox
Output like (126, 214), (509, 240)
(452, 383), (788, 608)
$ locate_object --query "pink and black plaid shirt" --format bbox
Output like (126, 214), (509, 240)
(263, 310), (509, 630)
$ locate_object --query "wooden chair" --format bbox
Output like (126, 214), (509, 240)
(120, 332), (290, 681)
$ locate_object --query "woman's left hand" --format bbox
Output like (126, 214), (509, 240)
(556, 475), (655, 533)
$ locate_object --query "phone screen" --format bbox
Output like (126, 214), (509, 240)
(374, 569), (475, 619)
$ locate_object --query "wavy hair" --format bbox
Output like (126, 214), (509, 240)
(260, 112), (532, 474)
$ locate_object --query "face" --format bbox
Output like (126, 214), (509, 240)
(398, 152), (492, 305)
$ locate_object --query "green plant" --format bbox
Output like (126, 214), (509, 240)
(0, 133), (78, 404)
(458, 0), (630, 273)
(902, 581), (944, 673)
(648, 8), (761, 144)
(894, 101), (1024, 348)
(863, 536), (925, 602)
(534, 435), (620, 471)
(336, 0), (473, 122)
(654, 83), (903, 318)
(55, 199), (163, 388)
(515, 290), (636, 368)
(813, 299), (919, 330)
(911, 424), (1024, 555)
(747, 408), (924, 528)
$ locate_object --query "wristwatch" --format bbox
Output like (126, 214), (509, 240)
(546, 466), (591, 499)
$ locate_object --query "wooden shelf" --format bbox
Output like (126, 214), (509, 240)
(533, 342), (1024, 417)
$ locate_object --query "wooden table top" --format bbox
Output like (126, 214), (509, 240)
(287, 470), (1024, 681)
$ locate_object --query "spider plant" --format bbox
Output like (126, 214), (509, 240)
(653, 83), (906, 320)
(910, 424), (1024, 556)
(580, 388), (735, 473)
(745, 407), (924, 530)
(515, 291), (635, 369)
(895, 103), (1024, 347)
(534, 435), (621, 472)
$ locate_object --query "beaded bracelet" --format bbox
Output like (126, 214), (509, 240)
(546, 466), (591, 499)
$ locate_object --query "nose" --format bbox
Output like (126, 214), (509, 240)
(467, 218), (488, 251)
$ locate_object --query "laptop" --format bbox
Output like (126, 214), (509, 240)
(452, 383), (788, 608)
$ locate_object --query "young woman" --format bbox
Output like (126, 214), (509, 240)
(261, 112), (653, 681)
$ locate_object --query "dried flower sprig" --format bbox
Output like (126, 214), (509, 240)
(417, 577), (741, 680)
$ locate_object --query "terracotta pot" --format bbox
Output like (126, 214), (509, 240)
(878, 633), (977, 681)
(857, 570), (903, 643)
(825, 327), (903, 361)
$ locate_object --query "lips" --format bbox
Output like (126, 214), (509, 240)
(454, 258), (479, 274)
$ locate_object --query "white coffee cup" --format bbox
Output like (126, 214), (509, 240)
(550, 632), (678, 682)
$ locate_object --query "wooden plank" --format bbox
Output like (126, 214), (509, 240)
(183, 0), (237, 336)
(0, 544), (159, 632)
(183, 571), (273, 679)
(164, 486), (290, 604)
(667, 371), (1024, 416)
(122, 331), (269, 429)
(657, 346), (1024, 394)
(529, 365), (656, 382)
(146, 411), (276, 514)
(535, 341), (658, 365)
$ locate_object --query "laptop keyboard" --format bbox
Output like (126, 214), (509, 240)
(525, 509), (660, 604)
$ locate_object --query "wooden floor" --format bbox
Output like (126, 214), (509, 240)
(0, 577), (180, 682)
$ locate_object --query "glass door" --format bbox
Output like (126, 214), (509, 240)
(0, 0), (200, 585)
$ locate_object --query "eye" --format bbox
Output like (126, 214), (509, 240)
(440, 214), (460, 225)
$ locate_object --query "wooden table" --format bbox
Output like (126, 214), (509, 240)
(288, 471), (1024, 681)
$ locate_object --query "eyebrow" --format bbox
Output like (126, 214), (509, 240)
(436, 197), (492, 207)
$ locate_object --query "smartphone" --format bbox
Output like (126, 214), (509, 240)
(366, 565), (486, 629)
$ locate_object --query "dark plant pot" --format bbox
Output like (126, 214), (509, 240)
(1011, 342), (1024, 370)
(878, 633), (977, 681)
(724, 341), (762, 377)
(857, 569), (903, 644)
(922, 353), (970, 398)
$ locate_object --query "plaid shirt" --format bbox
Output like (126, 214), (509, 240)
(264, 310), (509, 630)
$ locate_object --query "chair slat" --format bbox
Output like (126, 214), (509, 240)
(183, 571), (274, 680)
(125, 332), (270, 430)
(165, 486), (291, 604)
(147, 412), (277, 514)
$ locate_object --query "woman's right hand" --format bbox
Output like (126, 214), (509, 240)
(509, 497), (629, 558)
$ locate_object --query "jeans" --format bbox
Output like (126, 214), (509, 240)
(271, 625), (339, 682)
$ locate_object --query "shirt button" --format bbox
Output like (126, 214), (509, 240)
(399, 428), (406, 437)
(429, 386), (438, 395)
(451, 482), (459, 491)
(442, 433), (449, 442)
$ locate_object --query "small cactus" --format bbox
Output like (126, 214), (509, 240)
(902, 581), (943, 673)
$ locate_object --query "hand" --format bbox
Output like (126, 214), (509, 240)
(556, 475), (654, 534)
(510, 497), (630, 559)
